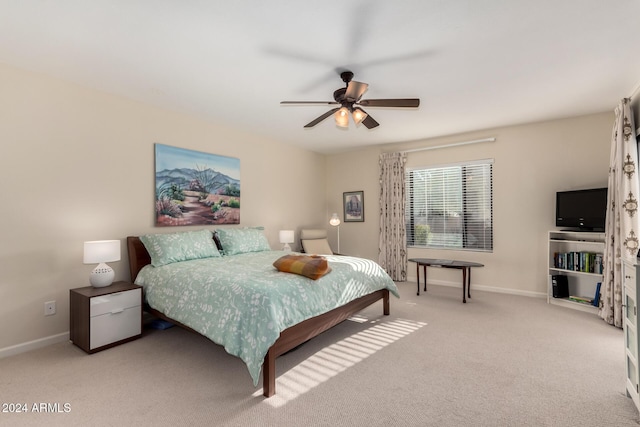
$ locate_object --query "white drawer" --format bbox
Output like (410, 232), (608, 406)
(90, 305), (141, 349)
(90, 288), (141, 317)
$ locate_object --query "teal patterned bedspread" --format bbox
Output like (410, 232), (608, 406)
(134, 250), (399, 385)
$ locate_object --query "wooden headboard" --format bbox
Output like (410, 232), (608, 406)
(127, 236), (151, 282)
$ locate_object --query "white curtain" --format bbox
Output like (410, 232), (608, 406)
(600, 98), (640, 327)
(378, 152), (407, 281)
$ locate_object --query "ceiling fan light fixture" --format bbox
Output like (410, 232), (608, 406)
(352, 107), (368, 124)
(334, 107), (349, 128)
(282, 70), (420, 129)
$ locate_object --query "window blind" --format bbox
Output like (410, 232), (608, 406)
(405, 160), (493, 251)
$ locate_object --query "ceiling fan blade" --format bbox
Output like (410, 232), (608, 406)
(361, 113), (379, 129)
(304, 107), (341, 128)
(281, 101), (339, 105)
(358, 98), (420, 108)
(345, 81), (369, 102)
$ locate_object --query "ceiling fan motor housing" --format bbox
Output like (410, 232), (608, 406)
(340, 71), (354, 83)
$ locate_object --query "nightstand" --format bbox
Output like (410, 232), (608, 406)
(69, 281), (142, 353)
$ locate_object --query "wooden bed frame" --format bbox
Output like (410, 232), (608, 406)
(126, 236), (390, 397)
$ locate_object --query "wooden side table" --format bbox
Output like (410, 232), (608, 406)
(70, 281), (142, 353)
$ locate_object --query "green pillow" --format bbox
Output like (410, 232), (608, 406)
(216, 227), (271, 256)
(140, 229), (220, 267)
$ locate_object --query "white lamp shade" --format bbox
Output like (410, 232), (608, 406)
(279, 230), (295, 244)
(84, 240), (120, 287)
(83, 240), (121, 264)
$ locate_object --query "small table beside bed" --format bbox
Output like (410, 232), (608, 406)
(127, 228), (399, 398)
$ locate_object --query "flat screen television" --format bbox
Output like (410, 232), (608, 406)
(555, 187), (608, 231)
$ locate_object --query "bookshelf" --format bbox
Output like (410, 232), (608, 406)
(547, 230), (604, 314)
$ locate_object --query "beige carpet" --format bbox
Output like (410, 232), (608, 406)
(1, 282), (638, 427)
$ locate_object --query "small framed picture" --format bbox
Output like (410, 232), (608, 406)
(343, 191), (364, 222)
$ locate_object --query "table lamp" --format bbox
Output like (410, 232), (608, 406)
(83, 240), (121, 287)
(279, 230), (294, 251)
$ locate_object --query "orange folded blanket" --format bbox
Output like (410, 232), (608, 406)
(273, 254), (332, 280)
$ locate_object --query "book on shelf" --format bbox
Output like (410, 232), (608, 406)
(569, 295), (594, 305)
(594, 255), (602, 275)
(552, 251), (604, 274)
(593, 282), (602, 307)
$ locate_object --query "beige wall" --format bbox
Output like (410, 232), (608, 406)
(0, 63), (327, 351)
(326, 112), (613, 296)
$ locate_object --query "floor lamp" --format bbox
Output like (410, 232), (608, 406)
(329, 213), (341, 253)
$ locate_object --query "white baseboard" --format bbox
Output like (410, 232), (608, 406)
(407, 276), (546, 299)
(0, 332), (69, 359)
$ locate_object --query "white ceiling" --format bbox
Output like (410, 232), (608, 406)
(2, 1), (640, 154)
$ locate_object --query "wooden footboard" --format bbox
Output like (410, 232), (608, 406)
(126, 236), (391, 398)
(262, 288), (389, 397)
(145, 289), (390, 397)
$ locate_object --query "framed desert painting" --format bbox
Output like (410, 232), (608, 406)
(343, 190), (364, 222)
(154, 143), (240, 226)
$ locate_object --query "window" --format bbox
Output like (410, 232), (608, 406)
(405, 160), (493, 251)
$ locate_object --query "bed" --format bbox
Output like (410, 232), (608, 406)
(126, 229), (399, 397)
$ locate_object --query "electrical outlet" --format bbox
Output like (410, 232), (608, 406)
(44, 301), (56, 316)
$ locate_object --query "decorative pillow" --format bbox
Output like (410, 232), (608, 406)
(273, 254), (332, 280)
(140, 229), (220, 267)
(215, 227), (272, 256)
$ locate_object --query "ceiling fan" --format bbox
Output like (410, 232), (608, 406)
(280, 71), (420, 129)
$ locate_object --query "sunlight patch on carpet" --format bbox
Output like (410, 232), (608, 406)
(257, 317), (427, 407)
